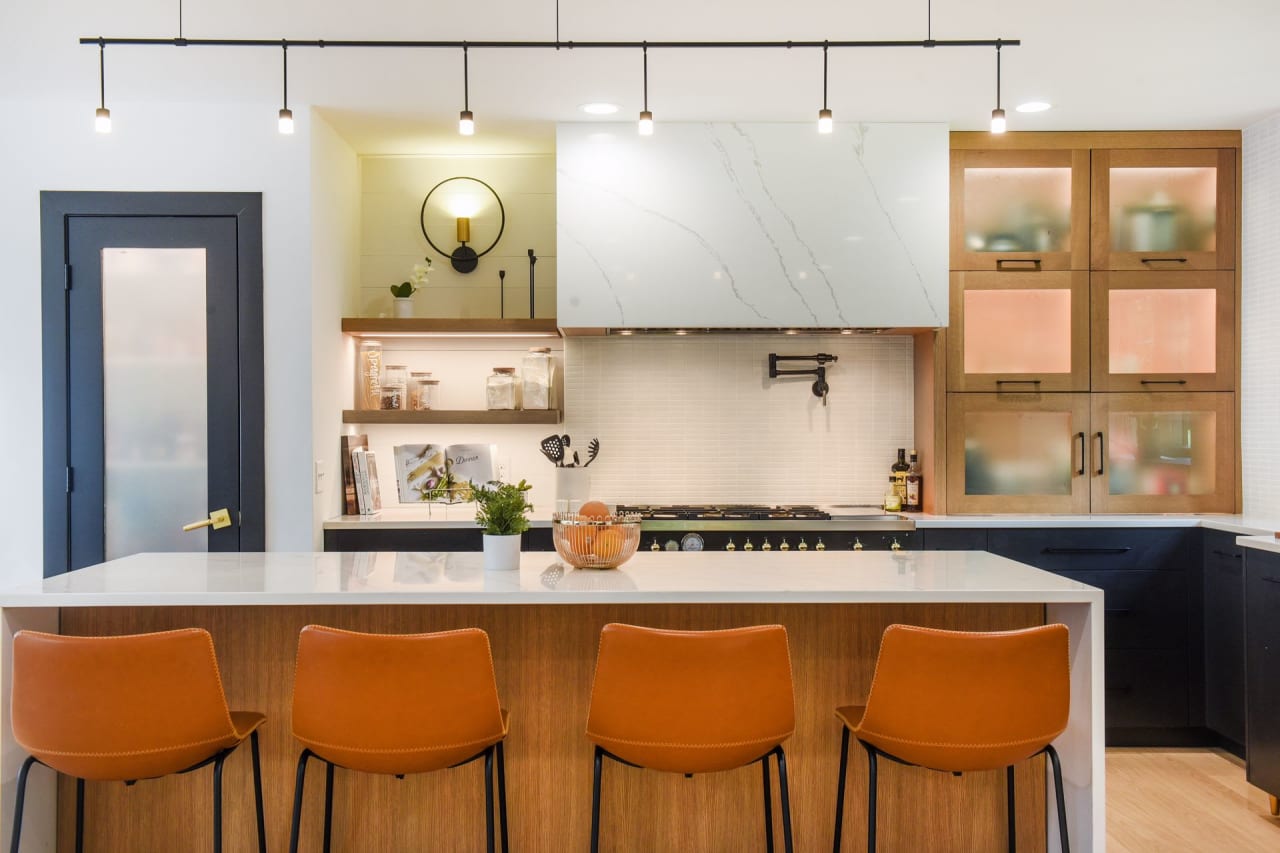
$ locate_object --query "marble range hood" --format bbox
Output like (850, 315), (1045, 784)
(556, 122), (950, 332)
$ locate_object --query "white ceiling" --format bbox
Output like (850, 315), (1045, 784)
(5, 0), (1279, 153)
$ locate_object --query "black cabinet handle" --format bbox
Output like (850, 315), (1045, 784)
(1075, 431), (1085, 477)
(1095, 432), (1105, 476)
(996, 379), (1042, 387)
(1140, 379), (1188, 385)
(1139, 257), (1188, 264)
(1042, 547), (1132, 555)
(1261, 576), (1280, 585)
(996, 258), (1043, 270)
(1211, 549), (1243, 560)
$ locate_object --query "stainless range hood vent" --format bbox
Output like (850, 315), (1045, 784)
(605, 327), (890, 336)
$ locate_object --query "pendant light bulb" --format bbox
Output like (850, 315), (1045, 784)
(459, 110), (475, 136)
(458, 46), (475, 136)
(95, 107), (112, 134)
(990, 107), (1007, 134)
(818, 108), (833, 134)
(638, 110), (654, 136)
(278, 108), (294, 134)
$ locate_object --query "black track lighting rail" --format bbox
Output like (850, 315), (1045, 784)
(81, 36), (1019, 50)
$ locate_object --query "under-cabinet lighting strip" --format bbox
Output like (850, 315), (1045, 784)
(80, 37), (1019, 50)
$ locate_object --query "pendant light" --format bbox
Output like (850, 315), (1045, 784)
(817, 42), (833, 134)
(278, 43), (294, 134)
(990, 42), (1006, 134)
(638, 44), (653, 136)
(459, 45), (475, 135)
(94, 40), (111, 133)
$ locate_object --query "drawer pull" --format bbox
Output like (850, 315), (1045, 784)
(1042, 547), (1132, 555)
(1075, 431), (1085, 477)
(1211, 549), (1243, 560)
(995, 379), (1042, 387)
(1095, 431), (1105, 476)
(996, 258), (1042, 270)
(1139, 257), (1188, 264)
(1140, 379), (1188, 386)
(1261, 576), (1280, 585)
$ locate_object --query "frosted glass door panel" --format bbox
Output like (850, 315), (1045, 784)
(1104, 409), (1214, 497)
(964, 289), (1072, 374)
(1108, 289), (1216, 374)
(963, 167), (1073, 254)
(962, 411), (1075, 496)
(1108, 167), (1216, 253)
(102, 248), (208, 559)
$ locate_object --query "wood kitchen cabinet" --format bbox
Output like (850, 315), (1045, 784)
(1091, 270), (1235, 392)
(1091, 148), (1236, 271)
(948, 270), (1089, 392)
(950, 148), (1090, 271)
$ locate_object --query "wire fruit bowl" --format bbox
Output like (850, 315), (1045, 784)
(551, 513), (643, 570)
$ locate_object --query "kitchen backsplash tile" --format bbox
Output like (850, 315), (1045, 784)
(1243, 115), (1280, 519)
(563, 334), (914, 505)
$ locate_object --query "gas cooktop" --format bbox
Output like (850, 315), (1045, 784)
(614, 504), (832, 521)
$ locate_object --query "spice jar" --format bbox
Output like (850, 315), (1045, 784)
(521, 347), (554, 410)
(356, 340), (383, 409)
(486, 367), (518, 410)
(380, 364), (408, 411)
(411, 378), (439, 411)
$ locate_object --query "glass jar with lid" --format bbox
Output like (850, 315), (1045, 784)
(486, 367), (518, 410)
(411, 377), (439, 411)
(356, 339), (383, 410)
(380, 364), (408, 410)
(408, 371), (432, 410)
(521, 347), (554, 410)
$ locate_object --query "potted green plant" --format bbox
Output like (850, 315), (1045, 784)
(472, 479), (533, 571)
(390, 257), (432, 318)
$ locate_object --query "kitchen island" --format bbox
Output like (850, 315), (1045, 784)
(0, 551), (1101, 852)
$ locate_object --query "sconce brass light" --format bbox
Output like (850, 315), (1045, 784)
(420, 176), (506, 274)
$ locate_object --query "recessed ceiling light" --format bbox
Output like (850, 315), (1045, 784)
(1016, 101), (1052, 113)
(580, 102), (619, 115)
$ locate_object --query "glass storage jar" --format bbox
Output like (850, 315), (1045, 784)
(380, 364), (408, 410)
(486, 367), (518, 410)
(411, 378), (439, 411)
(356, 339), (383, 410)
(408, 371), (432, 410)
(521, 347), (554, 410)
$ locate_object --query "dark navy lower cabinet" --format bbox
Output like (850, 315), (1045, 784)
(323, 526), (554, 552)
(1245, 547), (1280, 800)
(1203, 530), (1246, 750)
(919, 528), (988, 551)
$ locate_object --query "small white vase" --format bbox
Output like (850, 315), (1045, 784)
(483, 533), (522, 571)
(393, 297), (414, 318)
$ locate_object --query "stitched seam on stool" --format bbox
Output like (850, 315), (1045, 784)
(293, 734), (503, 754)
(587, 732), (793, 749)
(23, 733), (237, 758)
(855, 730), (1064, 749)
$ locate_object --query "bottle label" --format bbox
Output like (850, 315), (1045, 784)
(906, 481), (920, 505)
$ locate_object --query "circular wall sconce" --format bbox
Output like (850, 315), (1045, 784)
(419, 176), (506, 273)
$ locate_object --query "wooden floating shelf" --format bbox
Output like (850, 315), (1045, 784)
(343, 409), (563, 425)
(341, 318), (561, 337)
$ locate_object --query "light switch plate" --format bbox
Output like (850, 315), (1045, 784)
(314, 459), (326, 494)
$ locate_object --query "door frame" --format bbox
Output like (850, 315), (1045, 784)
(40, 192), (265, 576)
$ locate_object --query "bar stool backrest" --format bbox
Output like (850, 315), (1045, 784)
(856, 623), (1070, 771)
(586, 623), (795, 774)
(291, 625), (506, 773)
(12, 628), (240, 781)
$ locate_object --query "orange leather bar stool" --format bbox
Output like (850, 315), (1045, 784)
(586, 623), (797, 853)
(831, 624), (1071, 853)
(288, 625), (510, 853)
(9, 628), (266, 853)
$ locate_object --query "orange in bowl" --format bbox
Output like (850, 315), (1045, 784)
(594, 527), (625, 561)
(578, 500), (610, 520)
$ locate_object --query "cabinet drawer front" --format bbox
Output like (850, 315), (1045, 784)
(1203, 535), (1246, 744)
(1106, 648), (1189, 729)
(1059, 570), (1187, 649)
(1245, 551), (1280, 794)
(920, 529), (989, 551)
(987, 527), (1198, 573)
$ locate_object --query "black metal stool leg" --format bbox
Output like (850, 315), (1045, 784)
(250, 731), (267, 853)
(590, 747), (603, 853)
(775, 747), (794, 853)
(833, 726), (850, 853)
(288, 749), (313, 853)
(496, 740), (510, 853)
(323, 761), (335, 853)
(1007, 764), (1017, 852)
(1045, 744), (1070, 853)
(863, 743), (878, 853)
(485, 746), (496, 853)
(212, 752), (227, 853)
(9, 755), (38, 853)
(75, 777), (84, 853)
(763, 753), (775, 853)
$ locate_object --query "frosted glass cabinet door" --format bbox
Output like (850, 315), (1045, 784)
(950, 149), (1089, 271)
(1090, 393), (1235, 513)
(948, 271), (1089, 392)
(946, 393), (1090, 513)
(1091, 271), (1235, 392)
(1092, 149), (1236, 271)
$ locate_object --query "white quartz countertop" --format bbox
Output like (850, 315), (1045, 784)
(1237, 535), (1280, 554)
(0, 551), (1102, 608)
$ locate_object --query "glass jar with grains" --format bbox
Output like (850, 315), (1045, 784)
(486, 367), (518, 410)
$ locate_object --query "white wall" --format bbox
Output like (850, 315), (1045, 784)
(0, 96), (319, 583)
(1242, 114), (1280, 518)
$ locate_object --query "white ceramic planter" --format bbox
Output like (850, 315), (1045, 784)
(393, 297), (414, 318)
(482, 533), (522, 571)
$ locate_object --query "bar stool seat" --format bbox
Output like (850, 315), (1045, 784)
(9, 628), (267, 853)
(287, 625), (510, 853)
(586, 623), (797, 852)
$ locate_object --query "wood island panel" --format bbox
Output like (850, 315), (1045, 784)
(57, 602), (1047, 852)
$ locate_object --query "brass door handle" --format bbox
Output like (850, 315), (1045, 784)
(183, 508), (232, 532)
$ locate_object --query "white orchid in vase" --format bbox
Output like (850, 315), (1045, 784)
(390, 256), (432, 299)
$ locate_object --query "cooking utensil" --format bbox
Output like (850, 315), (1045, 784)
(583, 438), (600, 467)
(571, 451), (581, 467)
(540, 434), (565, 466)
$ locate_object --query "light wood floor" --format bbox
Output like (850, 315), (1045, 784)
(1108, 748), (1280, 852)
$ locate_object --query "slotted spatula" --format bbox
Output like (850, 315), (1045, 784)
(540, 434), (565, 466)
